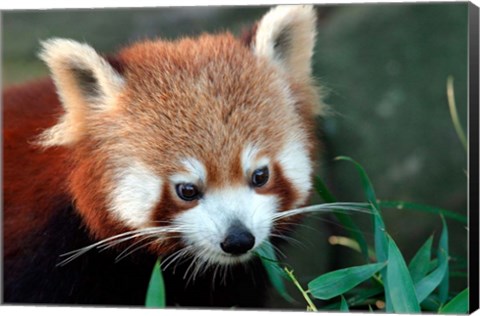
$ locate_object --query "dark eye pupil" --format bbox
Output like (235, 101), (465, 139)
(176, 183), (200, 201)
(252, 167), (269, 187)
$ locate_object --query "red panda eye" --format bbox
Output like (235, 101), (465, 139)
(251, 167), (269, 187)
(176, 183), (201, 201)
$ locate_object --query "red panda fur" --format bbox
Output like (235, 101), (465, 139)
(3, 5), (321, 307)
(4, 79), (69, 258)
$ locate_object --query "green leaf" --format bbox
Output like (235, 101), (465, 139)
(420, 294), (442, 311)
(321, 285), (383, 310)
(371, 205), (388, 263)
(335, 156), (379, 209)
(370, 204), (392, 311)
(337, 157), (391, 311)
(438, 216), (450, 304)
(256, 242), (295, 303)
(413, 219), (449, 304)
(414, 251), (448, 303)
(439, 288), (469, 314)
(321, 302), (341, 310)
(377, 201), (467, 224)
(428, 258), (439, 273)
(313, 176), (337, 203)
(409, 235), (434, 283)
(308, 262), (386, 300)
(334, 157), (383, 261)
(314, 176), (370, 261)
(334, 157), (394, 310)
(145, 258), (166, 308)
(386, 236), (421, 313)
(347, 284), (384, 307)
(340, 295), (349, 312)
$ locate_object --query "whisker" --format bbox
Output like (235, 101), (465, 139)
(261, 239), (287, 259)
(269, 233), (306, 251)
(98, 230), (165, 252)
(115, 236), (160, 262)
(191, 257), (205, 283)
(57, 226), (186, 266)
(173, 248), (195, 275)
(272, 203), (372, 221)
(161, 247), (192, 271)
(212, 262), (221, 289)
(184, 254), (201, 286)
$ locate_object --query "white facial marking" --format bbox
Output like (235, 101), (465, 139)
(241, 143), (259, 174)
(277, 132), (312, 206)
(173, 187), (278, 265)
(170, 157), (207, 185)
(241, 144), (270, 175)
(109, 161), (162, 228)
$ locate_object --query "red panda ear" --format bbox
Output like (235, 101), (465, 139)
(253, 5), (317, 80)
(37, 38), (124, 147)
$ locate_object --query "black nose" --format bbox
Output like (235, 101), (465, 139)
(220, 223), (255, 255)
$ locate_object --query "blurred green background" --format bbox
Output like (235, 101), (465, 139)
(2, 3), (468, 310)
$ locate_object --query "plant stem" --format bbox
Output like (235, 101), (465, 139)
(284, 267), (318, 311)
(446, 76), (467, 151)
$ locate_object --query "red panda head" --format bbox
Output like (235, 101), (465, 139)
(39, 5), (322, 266)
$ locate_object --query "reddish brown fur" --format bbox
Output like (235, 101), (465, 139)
(4, 32), (318, 257)
(112, 33), (315, 184)
(3, 79), (71, 257)
(3, 6), (323, 307)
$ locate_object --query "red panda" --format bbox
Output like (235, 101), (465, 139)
(3, 5), (321, 307)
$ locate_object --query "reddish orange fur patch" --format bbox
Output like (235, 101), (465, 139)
(3, 32), (319, 257)
(3, 79), (70, 256)
(110, 33), (316, 189)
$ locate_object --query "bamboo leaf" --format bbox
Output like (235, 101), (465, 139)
(145, 258), (166, 308)
(439, 288), (469, 314)
(438, 216), (449, 304)
(420, 294), (442, 311)
(412, 219), (449, 304)
(308, 262), (386, 300)
(409, 235), (434, 283)
(414, 253), (448, 303)
(335, 156), (379, 209)
(369, 204), (393, 311)
(334, 157), (398, 310)
(377, 200), (467, 224)
(386, 236), (421, 313)
(340, 295), (349, 311)
(371, 205), (388, 263)
(256, 242), (295, 303)
(321, 285), (384, 310)
(347, 284), (384, 307)
(313, 176), (337, 203)
(428, 258), (439, 273)
(335, 156), (380, 262)
(314, 176), (370, 261)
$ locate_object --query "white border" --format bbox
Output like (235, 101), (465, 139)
(1, 0), (479, 10)
(1, 1), (477, 316)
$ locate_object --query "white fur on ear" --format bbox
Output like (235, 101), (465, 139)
(253, 5), (317, 79)
(38, 38), (124, 146)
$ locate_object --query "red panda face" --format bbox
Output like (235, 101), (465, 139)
(39, 5), (322, 266)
